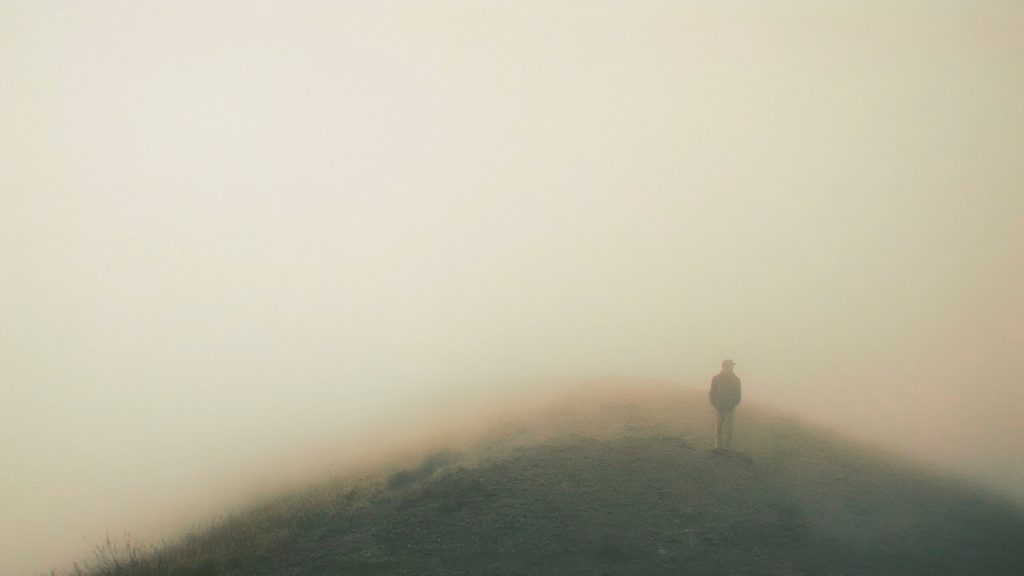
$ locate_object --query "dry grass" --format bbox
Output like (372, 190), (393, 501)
(54, 382), (1024, 576)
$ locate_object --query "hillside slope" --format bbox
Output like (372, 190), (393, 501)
(74, 383), (1024, 576)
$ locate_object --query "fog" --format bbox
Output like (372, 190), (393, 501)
(2, 1), (1023, 574)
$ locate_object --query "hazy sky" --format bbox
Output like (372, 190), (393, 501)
(3, 1), (1023, 574)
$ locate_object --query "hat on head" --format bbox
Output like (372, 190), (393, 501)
(722, 359), (736, 367)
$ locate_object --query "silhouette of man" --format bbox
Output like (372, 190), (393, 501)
(709, 359), (741, 452)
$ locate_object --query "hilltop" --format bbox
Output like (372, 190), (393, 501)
(68, 382), (1024, 576)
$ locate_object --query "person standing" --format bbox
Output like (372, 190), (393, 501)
(709, 359), (742, 452)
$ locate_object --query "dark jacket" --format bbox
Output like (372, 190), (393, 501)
(709, 372), (742, 411)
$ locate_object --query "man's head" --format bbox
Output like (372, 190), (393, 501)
(721, 359), (736, 373)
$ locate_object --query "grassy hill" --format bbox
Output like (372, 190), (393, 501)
(68, 382), (1024, 576)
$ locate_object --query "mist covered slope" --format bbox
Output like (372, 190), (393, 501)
(72, 382), (1024, 576)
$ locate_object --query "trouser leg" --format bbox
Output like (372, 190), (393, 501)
(715, 410), (725, 449)
(722, 409), (734, 449)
